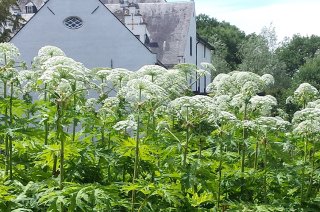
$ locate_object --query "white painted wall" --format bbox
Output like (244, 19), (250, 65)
(196, 41), (212, 93)
(183, 2), (196, 66)
(11, 0), (156, 70)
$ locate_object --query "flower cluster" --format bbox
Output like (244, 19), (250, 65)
(293, 83), (318, 107)
(118, 78), (168, 107)
(292, 108), (320, 135)
(32, 46), (66, 69)
(248, 95), (277, 116)
(0, 43), (20, 65)
(207, 71), (266, 98)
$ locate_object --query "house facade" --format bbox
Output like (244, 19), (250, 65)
(10, 0), (213, 92)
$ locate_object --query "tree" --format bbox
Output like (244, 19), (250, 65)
(0, 0), (22, 42)
(196, 14), (246, 70)
(277, 34), (320, 77)
(238, 26), (290, 106)
(293, 51), (320, 90)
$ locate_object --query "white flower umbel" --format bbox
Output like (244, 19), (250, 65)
(168, 95), (218, 122)
(255, 116), (290, 133)
(212, 95), (231, 111)
(293, 83), (318, 107)
(249, 95), (277, 116)
(207, 71), (267, 98)
(293, 120), (320, 135)
(118, 78), (168, 107)
(292, 108), (320, 125)
(55, 78), (72, 100)
(17, 70), (38, 94)
(42, 56), (89, 82)
(106, 68), (133, 89)
(32, 46), (65, 69)
(98, 97), (120, 120)
(206, 73), (231, 96)
(0, 43), (20, 65)
(154, 69), (189, 99)
(113, 115), (137, 131)
(134, 65), (167, 82)
(260, 74), (275, 88)
(306, 99), (320, 109)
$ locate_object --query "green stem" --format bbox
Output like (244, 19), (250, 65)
(183, 106), (190, 167)
(241, 102), (248, 173)
(44, 83), (49, 145)
(217, 140), (223, 210)
(301, 136), (306, 205)
(263, 137), (267, 203)
(9, 82), (13, 180)
(72, 82), (77, 142)
(198, 125), (202, 159)
(307, 139), (316, 199)
(4, 81), (9, 177)
(254, 140), (259, 170)
(108, 133), (111, 182)
(131, 88), (142, 212)
(56, 102), (65, 189)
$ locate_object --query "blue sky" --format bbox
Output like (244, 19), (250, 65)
(167, 0), (320, 42)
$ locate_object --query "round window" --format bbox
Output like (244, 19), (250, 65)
(63, 16), (83, 29)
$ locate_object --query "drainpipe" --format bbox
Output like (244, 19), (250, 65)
(196, 40), (200, 93)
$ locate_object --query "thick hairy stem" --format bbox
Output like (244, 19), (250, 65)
(217, 142), (223, 210)
(52, 154), (57, 176)
(72, 82), (77, 142)
(4, 82), (9, 176)
(307, 139), (316, 199)
(44, 83), (49, 145)
(241, 102), (248, 173)
(132, 89), (142, 212)
(198, 125), (202, 159)
(263, 138), (267, 203)
(300, 136), (306, 205)
(304, 139), (308, 163)
(108, 133), (111, 182)
(56, 102), (65, 189)
(9, 82), (13, 180)
(183, 107), (190, 167)
(254, 141), (259, 170)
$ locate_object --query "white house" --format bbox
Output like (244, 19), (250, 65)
(10, 0), (214, 93)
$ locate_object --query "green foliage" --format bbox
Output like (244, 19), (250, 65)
(0, 0), (23, 42)
(196, 14), (246, 70)
(293, 53), (320, 90)
(1, 43), (320, 211)
(277, 34), (320, 77)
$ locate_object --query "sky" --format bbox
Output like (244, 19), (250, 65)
(167, 0), (320, 42)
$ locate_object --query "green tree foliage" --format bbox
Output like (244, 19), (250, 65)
(238, 26), (290, 106)
(0, 0), (22, 42)
(293, 52), (320, 90)
(196, 14), (246, 70)
(277, 34), (320, 77)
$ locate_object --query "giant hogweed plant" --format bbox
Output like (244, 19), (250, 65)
(0, 43), (320, 211)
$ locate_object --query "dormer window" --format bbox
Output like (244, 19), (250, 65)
(25, 2), (37, 14)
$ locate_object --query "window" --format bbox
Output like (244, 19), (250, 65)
(26, 5), (34, 13)
(63, 16), (83, 29)
(190, 37), (193, 56)
(25, 2), (37, 14)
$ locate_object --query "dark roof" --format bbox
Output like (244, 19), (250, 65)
(197, 33), (214, 50)
(107, 2), (195, 66)
(101, 0), (166, 3)
(17, 0), (45, 13)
